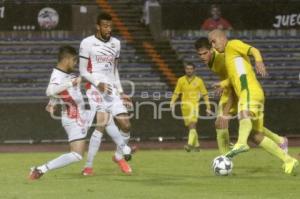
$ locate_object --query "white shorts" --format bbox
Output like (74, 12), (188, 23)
(86, 86), (127, 116)
(61, 110), (95, 142)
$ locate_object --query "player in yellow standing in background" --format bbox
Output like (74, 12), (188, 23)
(194, 37), (288, 155)
(208, 30), (298, 174)
(170, 63), (212, 152)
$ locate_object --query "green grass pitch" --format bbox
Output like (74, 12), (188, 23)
(0, 148), (299, 199)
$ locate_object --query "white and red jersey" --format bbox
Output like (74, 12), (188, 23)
(79, 35), (123, 93)
(46, 68), (86, 124)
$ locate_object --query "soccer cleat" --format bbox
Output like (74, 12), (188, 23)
(279, 137), (288, 154)
(82, 167), (94, 176)
(29, 167), (43, 180)
(225, 143), (250, 158)
(283, 158), (299, 175)
(184, 144), (193, 152)
(113, 156), (132, 174)
(124, 154), (132, 161)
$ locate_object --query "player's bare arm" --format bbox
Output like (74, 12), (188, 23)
(203, 94), (213, 116)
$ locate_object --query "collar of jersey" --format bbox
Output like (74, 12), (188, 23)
(54, 67), (71, 74)
(94, 34), (110, 43)
(185, 75), (196, 84)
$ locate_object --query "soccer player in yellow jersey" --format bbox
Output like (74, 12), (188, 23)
(170, 63), (212, 152)
(194, 37), (289, 155)
(208, 29), (298, 174)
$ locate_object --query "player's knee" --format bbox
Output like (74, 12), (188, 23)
(70, 152), (83, 162)
(215, 119), (221, 129)
(250, 131), (264, 145)
(96, 125), (106, 132)
(188, 122), (196, 129)
(120, 122), (131, 133)
(239, 110), (250, 119)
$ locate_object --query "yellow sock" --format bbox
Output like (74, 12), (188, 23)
(263, 127), (284, 145)
(237, 118), (252, 145)
(188, 129), (196, 146)
(216, 128), (230, 154)
(191, 129), (200, 147)
(259, 137), (291, 163)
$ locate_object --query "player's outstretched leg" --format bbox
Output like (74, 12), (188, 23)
(252, 132), (298, 175)
(263, 127), (288, 153)
(82, 130), (103, 176)
(29, 151), (83, 180)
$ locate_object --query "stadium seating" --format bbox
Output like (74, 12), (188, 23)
(1, 0), (299, 102)
(0, 37), (169, 102)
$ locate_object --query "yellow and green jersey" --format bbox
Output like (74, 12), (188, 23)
(171, 75), (208, 104)
(224, 39), (264, 100)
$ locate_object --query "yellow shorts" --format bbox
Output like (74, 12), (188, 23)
(217, 90), (238, 117)
(238, 91), (265, 132)
(181, 102), (199, 126)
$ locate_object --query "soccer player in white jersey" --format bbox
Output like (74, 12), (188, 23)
(79, 12), (134, 175)
(29, 46), (89, 180)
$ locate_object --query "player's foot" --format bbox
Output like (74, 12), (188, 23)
(113, 156), (132, 174)
(283, 158), (299, 175)
(279, 137), (288, 154)
(184, 144), (193, 152)
(225, 143), (250, 158)
(122, 145), (133, 161)
(29, 167), (43, 180)
(82, 167), (94, 176)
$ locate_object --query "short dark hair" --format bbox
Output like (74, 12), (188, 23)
(194, 37), (211, 50)
(184, 62), (196, 69)
(97, 12), (112, 24)
(58, 45), (77, 62)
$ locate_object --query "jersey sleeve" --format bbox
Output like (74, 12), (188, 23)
(79, 38), (101, 86)
(198, 79), (208, 97)
(116, 40), (121, 58)
(229, 40), (252, 56)
(79, 38), (90, 59)
(46, 73), (73, 97)
(170, 78), (182, 103)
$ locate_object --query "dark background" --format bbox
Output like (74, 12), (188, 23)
(162, 0), (300, 29)
(0, 3), (72, 30)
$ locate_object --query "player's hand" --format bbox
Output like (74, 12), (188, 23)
(98, 82), (112, 95)
(255, 61), (268, 77)
(121, 94), (133, 109)
(212, 82), (223, 96)
(71, 77), (81, 86)
(206, 109), (214, 116)
(45, 104), (57, 114)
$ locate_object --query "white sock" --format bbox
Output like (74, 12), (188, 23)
(85, 130), (103, 168)
(115, 130), (131, 160)
(120, 130), (130, 144)
(106, 122), (131, 161)
(38, 152), (82, 173)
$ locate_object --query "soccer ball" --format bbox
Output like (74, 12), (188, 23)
(212, 155), (233, 176)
